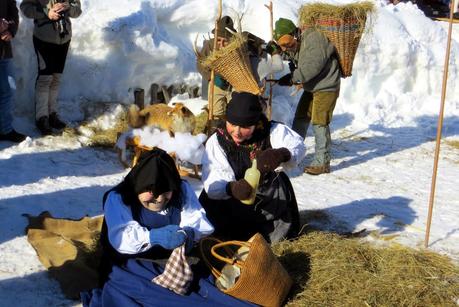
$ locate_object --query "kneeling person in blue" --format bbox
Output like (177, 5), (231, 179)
(82, 149), (255, 307)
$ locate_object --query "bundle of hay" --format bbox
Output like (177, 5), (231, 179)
(299, 1), (375, 77)
(273, 232), (459, 306)
(198, 34), (261, 95)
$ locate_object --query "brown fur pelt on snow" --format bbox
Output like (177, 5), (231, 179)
(128, 103), (196, 136)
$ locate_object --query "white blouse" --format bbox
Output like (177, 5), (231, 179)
(201, 122), (306, 200)
(104, 180), (214, 254)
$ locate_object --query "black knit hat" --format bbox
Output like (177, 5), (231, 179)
(226, 92), (262, 127)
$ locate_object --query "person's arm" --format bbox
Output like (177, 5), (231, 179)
(67, 0), (82, 18)
(196, 39), (212, 81)
(104, 191), (152, 254)
(201, 134), (236, 199)
(269, 122), (306, 166)
(179, 181), (214, 241)
(20, 0), (48, 20)
(292, 31), (330, 84)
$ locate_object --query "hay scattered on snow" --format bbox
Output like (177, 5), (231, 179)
(273, 232), (459, 306)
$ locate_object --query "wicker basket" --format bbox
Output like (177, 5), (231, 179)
(200, 36), (261, 95)
(308, 17), (364, 77)
(299, 2), (374, 78)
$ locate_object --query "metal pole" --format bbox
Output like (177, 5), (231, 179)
(424, 0), (455, 248)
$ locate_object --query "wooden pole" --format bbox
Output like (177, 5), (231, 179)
(264, 1), (274, 120)
(207, 0), (223, 135)
(424, 0), (455, 248)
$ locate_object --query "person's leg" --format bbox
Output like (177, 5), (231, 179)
(48, 40), (70, 129)
(304, 91), (338, 175)
(0, 59), (13, 135)
(292, 91), (313, 139)
(0, 59), (26, 142)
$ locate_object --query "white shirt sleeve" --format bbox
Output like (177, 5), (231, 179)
(104, 191), (152, 255)
(179, 181), (214, 241)
(270, 122), (306, 169)
(201, 133), (236, 199)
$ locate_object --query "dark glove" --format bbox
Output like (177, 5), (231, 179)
(214, 75), (229, 90)
(256, 147), (292, 173)
(288, 60), (296, 73)
(150, 224), (186, 250)
(277, 73), (293, 86)
(182, 227), (195, 254)
(227, 179), (253, 200)
(265, 40), (280, 55)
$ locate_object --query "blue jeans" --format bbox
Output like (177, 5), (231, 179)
(0, 59), (13, 134)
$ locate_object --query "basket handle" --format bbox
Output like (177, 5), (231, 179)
(210, 240), (251, 267)
(199, 236), (232, 279)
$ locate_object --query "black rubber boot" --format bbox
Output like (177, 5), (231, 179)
(49, 112), (66, 129)
(36, 116), (52, 136)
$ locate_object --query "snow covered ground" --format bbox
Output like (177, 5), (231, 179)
(1, 0), (458, 306)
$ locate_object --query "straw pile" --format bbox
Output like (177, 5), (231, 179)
(199, 35), (261, 95)
(273, 232), (459, 306)
(299, 2), (375, 77)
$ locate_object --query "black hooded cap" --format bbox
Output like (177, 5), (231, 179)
(125, 148), (181, 197)
(226, 92), (262, 127)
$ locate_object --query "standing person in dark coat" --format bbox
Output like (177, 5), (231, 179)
(0, 0), (27, 143)
(20, 0), (81, 135)
(199, 91), (305, 243)
(274, 18), (341, 175)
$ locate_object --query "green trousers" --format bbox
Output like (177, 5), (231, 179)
(292, 90), (339, 165)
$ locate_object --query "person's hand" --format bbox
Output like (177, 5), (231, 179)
(265, 40), (280, 55)
(277, 73), (292, 86)
(182, 227), (195, 254)
(54, 1), (70, 14)
(0, 19), (8, 33)
(288, 60), (296, 73)
(150, 224), (186, 250)
(227, 179), (253, 200)
(256, 148), (291, 173)
(0, 31), (12, 42)
(48, 7), (61, 20)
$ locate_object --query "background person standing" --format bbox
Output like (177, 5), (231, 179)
(273, 18), (341, 175)
(20, 0), (81, 135)
(0, 0), (26, 143)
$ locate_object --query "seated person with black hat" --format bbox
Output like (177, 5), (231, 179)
(199, 91), (306, 243)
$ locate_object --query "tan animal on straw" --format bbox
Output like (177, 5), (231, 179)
(128, 103), (196, 136)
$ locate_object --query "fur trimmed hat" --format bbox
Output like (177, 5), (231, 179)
(226, 92), (262, 127)
(274, 18), (296, 40)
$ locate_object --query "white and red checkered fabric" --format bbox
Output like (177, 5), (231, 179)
(152, 245), (193, 295)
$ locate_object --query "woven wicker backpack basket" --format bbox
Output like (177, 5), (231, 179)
(299, 2), (375, 78)
(199, 35), (261, 95)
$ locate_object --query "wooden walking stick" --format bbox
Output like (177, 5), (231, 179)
(207, 0), (223, 135)
(264, 1), (274, 120)
(424, 0), (455, 248)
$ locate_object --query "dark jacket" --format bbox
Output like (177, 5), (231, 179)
(0, 0), (19, 59)
(20, 0), (81, 45)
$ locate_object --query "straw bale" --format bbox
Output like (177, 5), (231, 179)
(273, 232), (459, 306)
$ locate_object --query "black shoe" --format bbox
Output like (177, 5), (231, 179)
(0, 129), (27, 143)
(36, 116), (52, 135)
(49, 112), (66, 129)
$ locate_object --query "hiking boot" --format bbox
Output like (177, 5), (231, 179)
(36, 116), (52, 136)
(304, 164), (330, 175)
(0, 129), (27, 143)
(49, 112), (66, 129)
